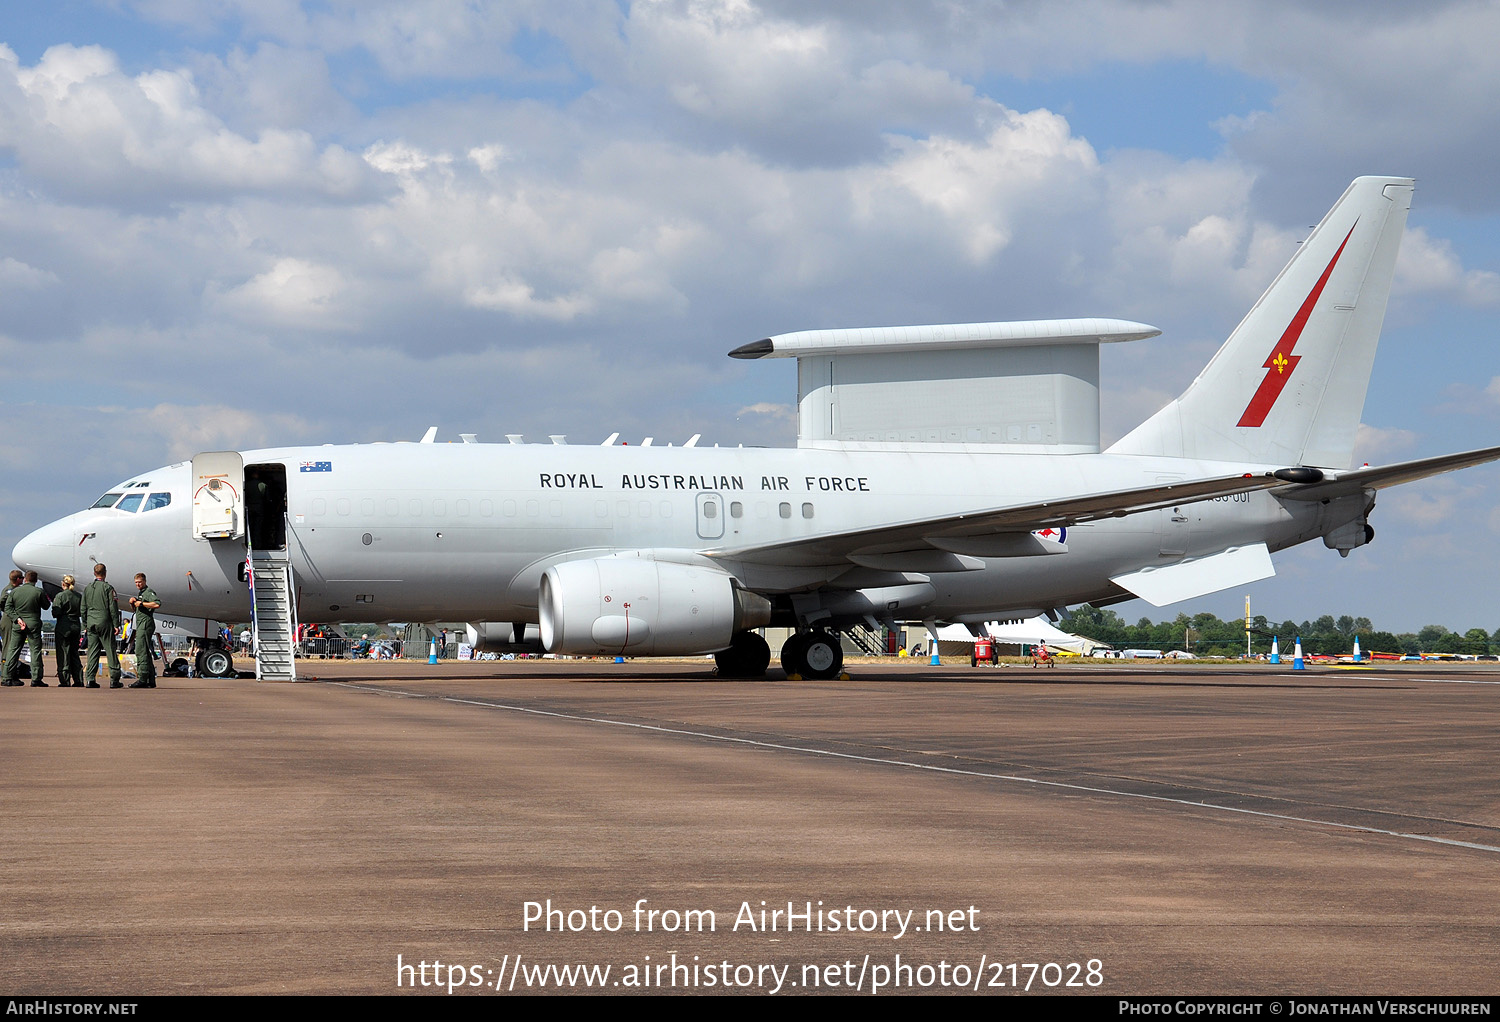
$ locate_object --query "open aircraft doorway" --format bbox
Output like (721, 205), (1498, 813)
(245, 464), (287, 552)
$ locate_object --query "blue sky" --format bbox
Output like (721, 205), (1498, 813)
(1, 0), (1497, 632)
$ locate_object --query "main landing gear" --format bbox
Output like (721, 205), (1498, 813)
(714, 630), (772, 679)
(714, 629), (848, 680)
(780, 629), (843, 680)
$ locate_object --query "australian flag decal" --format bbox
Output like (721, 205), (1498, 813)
(299, 461), (333, 473)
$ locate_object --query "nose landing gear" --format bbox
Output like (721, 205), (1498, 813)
(183, 640), (237, 678)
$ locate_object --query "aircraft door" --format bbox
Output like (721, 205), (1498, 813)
(1159, 505), (1190, 558)
(192, 451), (245, 540)
(695, 492), (725, 541)
(1154, 476), (1189, 559)
(245, 463), (288, 550)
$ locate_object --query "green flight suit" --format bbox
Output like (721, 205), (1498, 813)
(0, 583), (15, 684)
(3, 584), (49, 685)
(132, 586), (159, 685)
(82, 578), (123, 686)
(52, 588), (83, 687)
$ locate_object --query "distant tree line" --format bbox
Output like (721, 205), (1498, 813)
(1064, 605), (1496, 657)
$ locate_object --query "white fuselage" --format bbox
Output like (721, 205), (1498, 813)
(14, 441), (1352, 627)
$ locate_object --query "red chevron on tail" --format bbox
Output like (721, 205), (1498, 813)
(1236, 222), (1357, 427)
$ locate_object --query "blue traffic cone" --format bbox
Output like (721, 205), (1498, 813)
(1352, 636), (1362, 663)
(1293, 636), (1305, 671)
(1269, 636), (1280, 665)
(428, 638), (438, 664)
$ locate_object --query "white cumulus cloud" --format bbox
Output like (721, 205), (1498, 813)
(0, 43), (384, 203)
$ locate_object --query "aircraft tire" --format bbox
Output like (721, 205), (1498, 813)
(199, 646), (234, 678)
(780, 631), (812, 678)
(800, 630), (843, 680)
(715, 630), (771, 679)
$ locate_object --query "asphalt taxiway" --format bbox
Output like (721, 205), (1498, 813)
(1, 657), (1496, 995)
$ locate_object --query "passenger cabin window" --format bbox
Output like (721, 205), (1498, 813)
(92, 492), (124, 509)
(143, 493), (171, 512)
(116, 494), (144, 513)
(779, 502), (791, 519)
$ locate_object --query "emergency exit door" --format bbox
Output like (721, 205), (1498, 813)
(695, 492), (725, 540)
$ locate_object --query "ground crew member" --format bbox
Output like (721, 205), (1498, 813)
(52, 575), (84, 687)
(4, 571), (51, 686)
(82, 563), (123, 688)
(128, 573), (160, 689)
(0, 570), (19, 685)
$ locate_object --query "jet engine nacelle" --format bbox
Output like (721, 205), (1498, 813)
(539, 558), (772, 656)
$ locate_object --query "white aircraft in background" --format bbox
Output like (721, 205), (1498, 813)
(14, 176), (1500, 679)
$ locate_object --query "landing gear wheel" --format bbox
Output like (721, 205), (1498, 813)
(198, 646), (234, 678)
(783, 630), (843, 680)
(780, 631), (812, 678)
(800, 630), (843, 680)
(714, 630), (772, 679)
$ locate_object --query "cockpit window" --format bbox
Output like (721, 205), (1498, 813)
(91, 492), (124, 509)
(116, 494), (144, 513)
(143, 493), (172, 512)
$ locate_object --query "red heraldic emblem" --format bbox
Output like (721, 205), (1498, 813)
(1236, 223), (1358, 427)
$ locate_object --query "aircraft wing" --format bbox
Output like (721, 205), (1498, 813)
(708, 472), (1293, 567)
(1275, 444), (1500, 502)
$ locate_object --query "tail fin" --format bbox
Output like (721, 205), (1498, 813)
(1109, 176), (1413, 468)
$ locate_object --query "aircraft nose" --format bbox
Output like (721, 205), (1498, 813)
(12, 518), (75, 581)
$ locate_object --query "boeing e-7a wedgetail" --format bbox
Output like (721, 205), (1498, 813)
(14, 176), (1500, 680)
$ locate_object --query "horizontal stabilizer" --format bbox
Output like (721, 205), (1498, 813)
(1111, 544), (1275, 607)
(1277, 444), (1500, 501)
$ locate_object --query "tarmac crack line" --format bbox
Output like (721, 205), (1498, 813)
(334, 682), (1500, 857)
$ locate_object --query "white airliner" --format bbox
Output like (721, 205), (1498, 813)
(13, 176), (1500, 680)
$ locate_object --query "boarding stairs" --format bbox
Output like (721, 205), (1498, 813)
(250, 548), (298, 682)
(845, 624), (888, 657)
